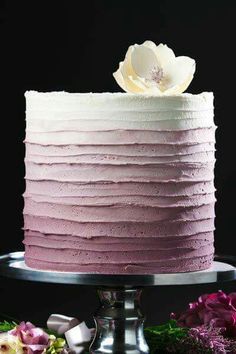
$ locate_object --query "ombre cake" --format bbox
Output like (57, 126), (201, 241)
(23, 91), (215, 273)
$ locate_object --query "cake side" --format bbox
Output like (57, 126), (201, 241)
(23, 91), (215, 273)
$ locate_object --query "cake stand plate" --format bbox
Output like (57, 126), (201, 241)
(0, 252), (235, 354)
(0, 252), (235, 286)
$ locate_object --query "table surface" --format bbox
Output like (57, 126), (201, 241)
(0, 252), (235, 286)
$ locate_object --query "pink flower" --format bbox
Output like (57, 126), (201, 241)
(10, 322), (50, 354)
(180, 325), (236, 354)
(171, 290), (236, 337)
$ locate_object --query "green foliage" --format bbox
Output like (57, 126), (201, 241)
(144, 320), (218, 353)
(144, 320), (189, 353)
(0, 320), (17, 332)
(46, 336), (66, 354)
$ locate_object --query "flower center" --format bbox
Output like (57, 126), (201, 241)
(150, 66), (164, 84)
(1, 345), (9, 351)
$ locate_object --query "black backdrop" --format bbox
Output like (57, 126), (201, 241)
(0, 0), (235, 326)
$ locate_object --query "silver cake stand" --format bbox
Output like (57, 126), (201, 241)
(0, 252), (235, 354)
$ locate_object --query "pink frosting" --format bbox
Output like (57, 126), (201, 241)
(25, 255), (214, 274)
(25, 244), (214, 264)
(23, 94), (215, 274)
(23, 230), (214, 251)
(24, 215), (215, 238)
(25, 161), (214, 183)
(23, 192), (215, 208)
(26, 142), (215, 157)
(24, 199), (215, 222)
(25, 180), (215, 197)
(25, 127), (215, 145)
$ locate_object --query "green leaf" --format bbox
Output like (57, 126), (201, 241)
(46, 337), (66, 354)
(0, 320), (17, 332)
(144, 320), (189, 354)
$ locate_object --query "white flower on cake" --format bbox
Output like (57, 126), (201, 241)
(113, 41), (196, 95)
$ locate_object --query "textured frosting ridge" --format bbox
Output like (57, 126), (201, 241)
(23, 91), (215, 273)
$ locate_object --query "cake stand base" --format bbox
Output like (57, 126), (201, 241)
(0, 252), (235, 354)
(91, 287), (148, 353)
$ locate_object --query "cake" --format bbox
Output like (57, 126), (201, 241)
(23, 91), (215, 273)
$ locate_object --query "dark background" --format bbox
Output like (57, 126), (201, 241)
(0, 0), (235, 327)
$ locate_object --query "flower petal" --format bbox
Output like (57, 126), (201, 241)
(122, 67), (146, 93)
(142, 85), (163, 95)
(229, 293), (236, 310)
(154, 43), (176, 67)
(162, 56), (196, 91)
(113, 46), (148, 93)
(113, 41), (196, 95)
(113, 62), (127, 92)
(142, 40), (158, 51)
(163, 77), (193, 95)
(131, 44), (159, 79)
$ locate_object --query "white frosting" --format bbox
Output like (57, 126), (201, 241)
(25, 91), (213, 112)
(26, 118), (213, 132)
(25, 91), (214, 145)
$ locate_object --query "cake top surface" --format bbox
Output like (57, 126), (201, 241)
(25, 91), (213, 99)
(25, 91), (214, 112)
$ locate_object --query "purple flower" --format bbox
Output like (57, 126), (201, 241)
(171, 290), (236, 337)
(10, 322), (50, 354)
(183, 325), (236, 354)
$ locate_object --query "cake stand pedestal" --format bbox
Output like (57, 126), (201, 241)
(0, 252), (235, 354)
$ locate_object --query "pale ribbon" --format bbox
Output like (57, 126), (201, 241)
(47, 314), (94, 353)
